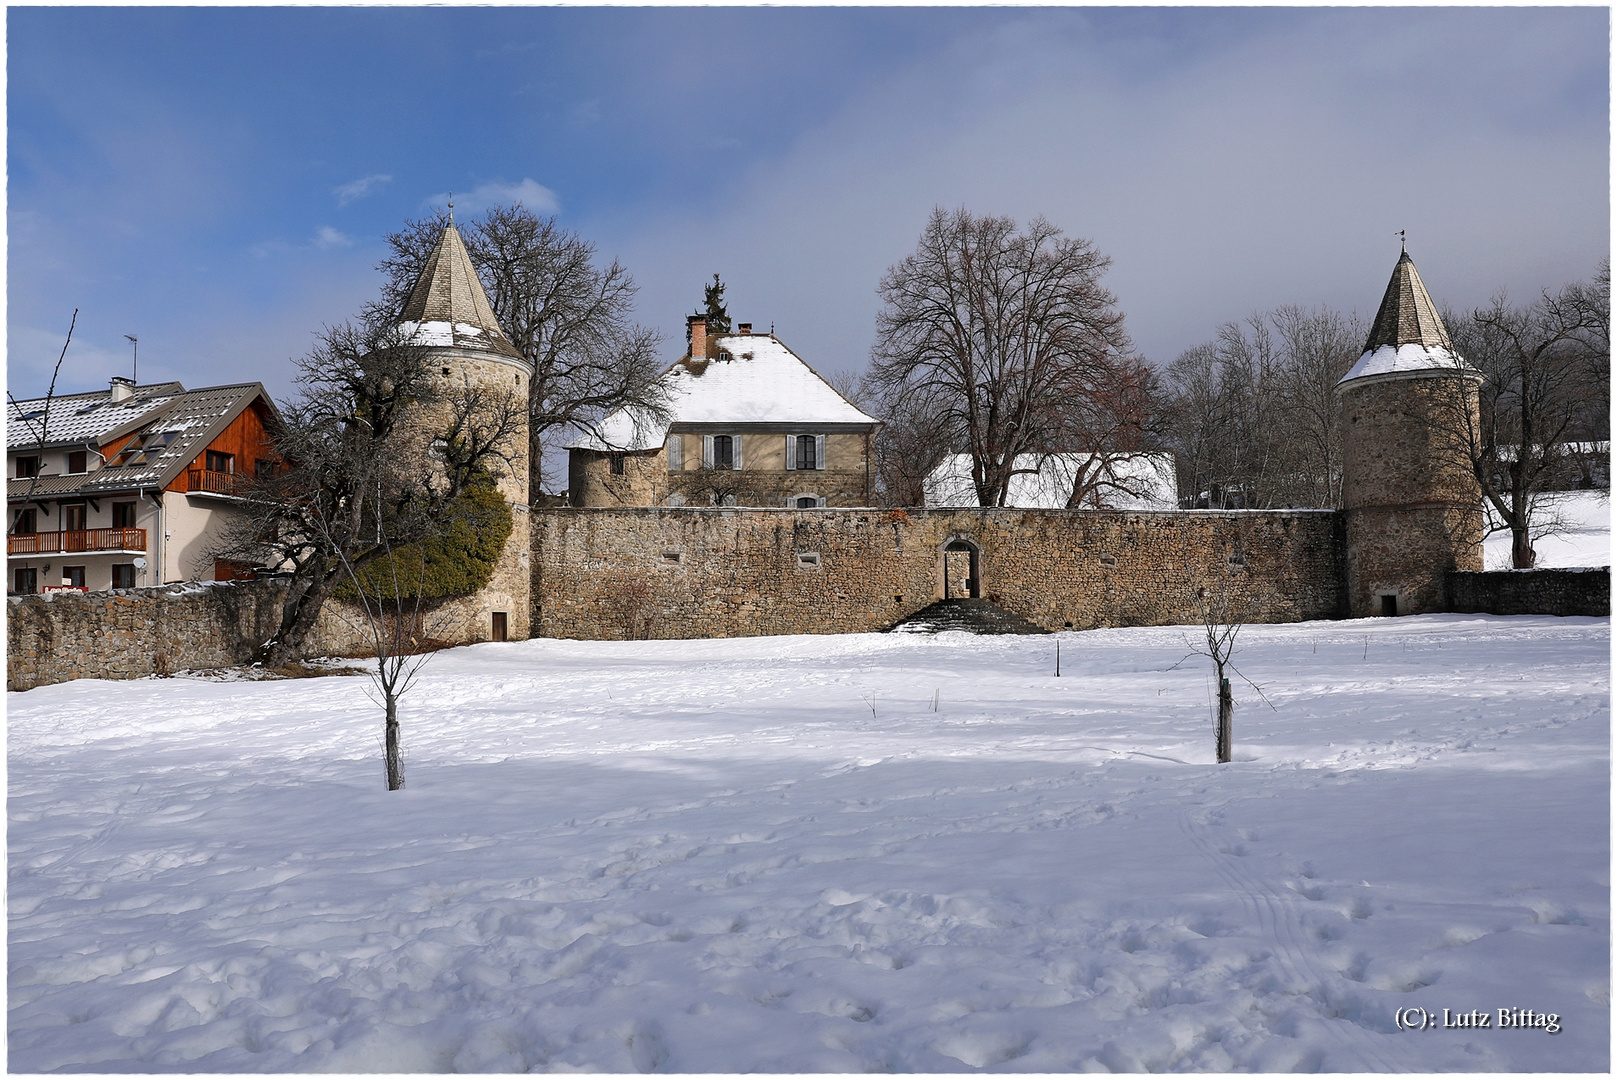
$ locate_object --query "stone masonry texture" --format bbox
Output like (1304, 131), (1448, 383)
(530, 507), (1347, 640)
(1448, 568), (1610, 617)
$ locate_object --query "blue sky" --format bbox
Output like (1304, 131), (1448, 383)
(8, 7), (1609, 403)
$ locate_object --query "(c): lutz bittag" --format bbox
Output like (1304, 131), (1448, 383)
(1394, 1007), (1561, 1033)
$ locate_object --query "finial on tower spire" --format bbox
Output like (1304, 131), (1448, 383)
(447, 193), (454, 224)
(1397, 229), (1406, 253)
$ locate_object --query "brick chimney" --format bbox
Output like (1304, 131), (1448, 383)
(737, 323), (752, 335)
(109, 376), (135, 403)
(687, 314), (709, 360)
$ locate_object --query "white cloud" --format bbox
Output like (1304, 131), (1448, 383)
(425, 178), (560, 216)
(313, 226), (353, 250)
(594, 10), (1607, 379)
(333, 173), (392, 206)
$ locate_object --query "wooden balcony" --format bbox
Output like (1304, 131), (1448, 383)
(8, 528), (147, 556)
(187, 469), (245, 496)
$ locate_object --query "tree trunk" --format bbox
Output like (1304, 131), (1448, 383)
(1511, 526), (1536, 569)
(258, 570), (336, 669)
(384, 693), (404, 791)
(1216, 676), (1233, 764)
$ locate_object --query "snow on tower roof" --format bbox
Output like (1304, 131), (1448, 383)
(570, 332), (877, 451)
(396, 222), (525, 362)
(1338, 249), (1478, 387)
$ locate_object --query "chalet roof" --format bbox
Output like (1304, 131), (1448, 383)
(7, 382), (185, 451)
(8, 382), (277, 500)
(569, 332), (878, 451)
(1338, 250), (1478, 387)
(396, 222), (525, 362)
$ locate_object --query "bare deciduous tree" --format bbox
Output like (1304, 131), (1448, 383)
(379, 205), (671, 494)
(1439, 268), (1610, 567)
(869, 208), (1136, 508)
(1162, 306), (1362, 509)
(217, 314), (526, 669)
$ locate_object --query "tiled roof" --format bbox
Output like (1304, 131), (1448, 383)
(8, 382), (275, 500)
(1339, 251), (1478, 386)
(83, 383), (270, 494)
(396, 223), (525, 361)
(7, 383), (185, 451)
(571, 333), (877, 451)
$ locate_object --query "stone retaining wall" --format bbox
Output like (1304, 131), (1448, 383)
(1447, 568), (1611, 617)
(531, 507), (1347, 640)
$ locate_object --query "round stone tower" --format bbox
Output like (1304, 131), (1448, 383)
(394, 217), (533, 640)
(1337, 248), (1483, 617)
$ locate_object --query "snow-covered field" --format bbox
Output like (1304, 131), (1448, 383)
(1484, 490), (1609, 569)
(8, 615), (1608, 1072)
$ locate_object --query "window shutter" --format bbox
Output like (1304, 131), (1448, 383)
(815, 434), (826, 470)
(666, 434), (683, 471)
(785, 433), (795, 470)
(733, 434), (743, 469)
(817, 496), (827, 508)
(702, 435), (714, 469)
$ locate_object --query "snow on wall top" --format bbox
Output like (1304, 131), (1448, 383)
(924, 452), (1179, 510)
(570, 334), (876, 452)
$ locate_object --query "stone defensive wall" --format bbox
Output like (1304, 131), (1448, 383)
(530, 506), (1347, 640)
(1448, 568), (1611, 618)
(6, 580), (498, 692)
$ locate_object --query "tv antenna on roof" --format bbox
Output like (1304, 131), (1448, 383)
(123, 335), (138, 384)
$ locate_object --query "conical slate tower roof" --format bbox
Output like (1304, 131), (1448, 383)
(397, 222), (525, 362)
(1338, 249), (1476, 387)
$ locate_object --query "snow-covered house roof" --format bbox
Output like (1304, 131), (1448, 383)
(570, 332), (877, 452)
(7, 382), (185, 452)
(924, 452), (1178, 510)
(395, 221), (525, 363)
(1338, 250), (1479, 387)
(7, 382), (277, 501)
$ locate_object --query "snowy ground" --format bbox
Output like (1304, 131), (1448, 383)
(8, 616), (1609, 1072)
(1483, 490), (1609, 569)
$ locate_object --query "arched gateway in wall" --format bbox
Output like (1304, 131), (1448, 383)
(938, 536), (981, 599)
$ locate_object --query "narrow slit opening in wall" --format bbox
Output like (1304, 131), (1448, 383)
(796, 551), (820, 568)
(662, 551), (683, 565)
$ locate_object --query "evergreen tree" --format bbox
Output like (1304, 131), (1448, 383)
(703, 273), (732, 333)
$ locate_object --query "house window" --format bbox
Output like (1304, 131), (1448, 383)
(712, 435), (734, 469)
(796, 435), (817, 471)
(15, 456), (39, 479)
(12, 508), (37, 534)
(206, 450), (235, 474)
(13, 568), (37, 594)
(64, 505), (87, 532)
(112, 564), (136, 590)
(67, 450), (88, 474)
(797, 496), (819, 509)
(609, 452), (626, 476)
(112, 502), (137, 528)
(62, 566), (86, 588)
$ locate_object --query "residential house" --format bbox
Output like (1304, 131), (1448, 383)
(7, 377), (279, 594)
(568, 315), (880, 508)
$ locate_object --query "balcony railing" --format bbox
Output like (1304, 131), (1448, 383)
(8, 528), (147, 556)
(187, 469), (245, 495)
